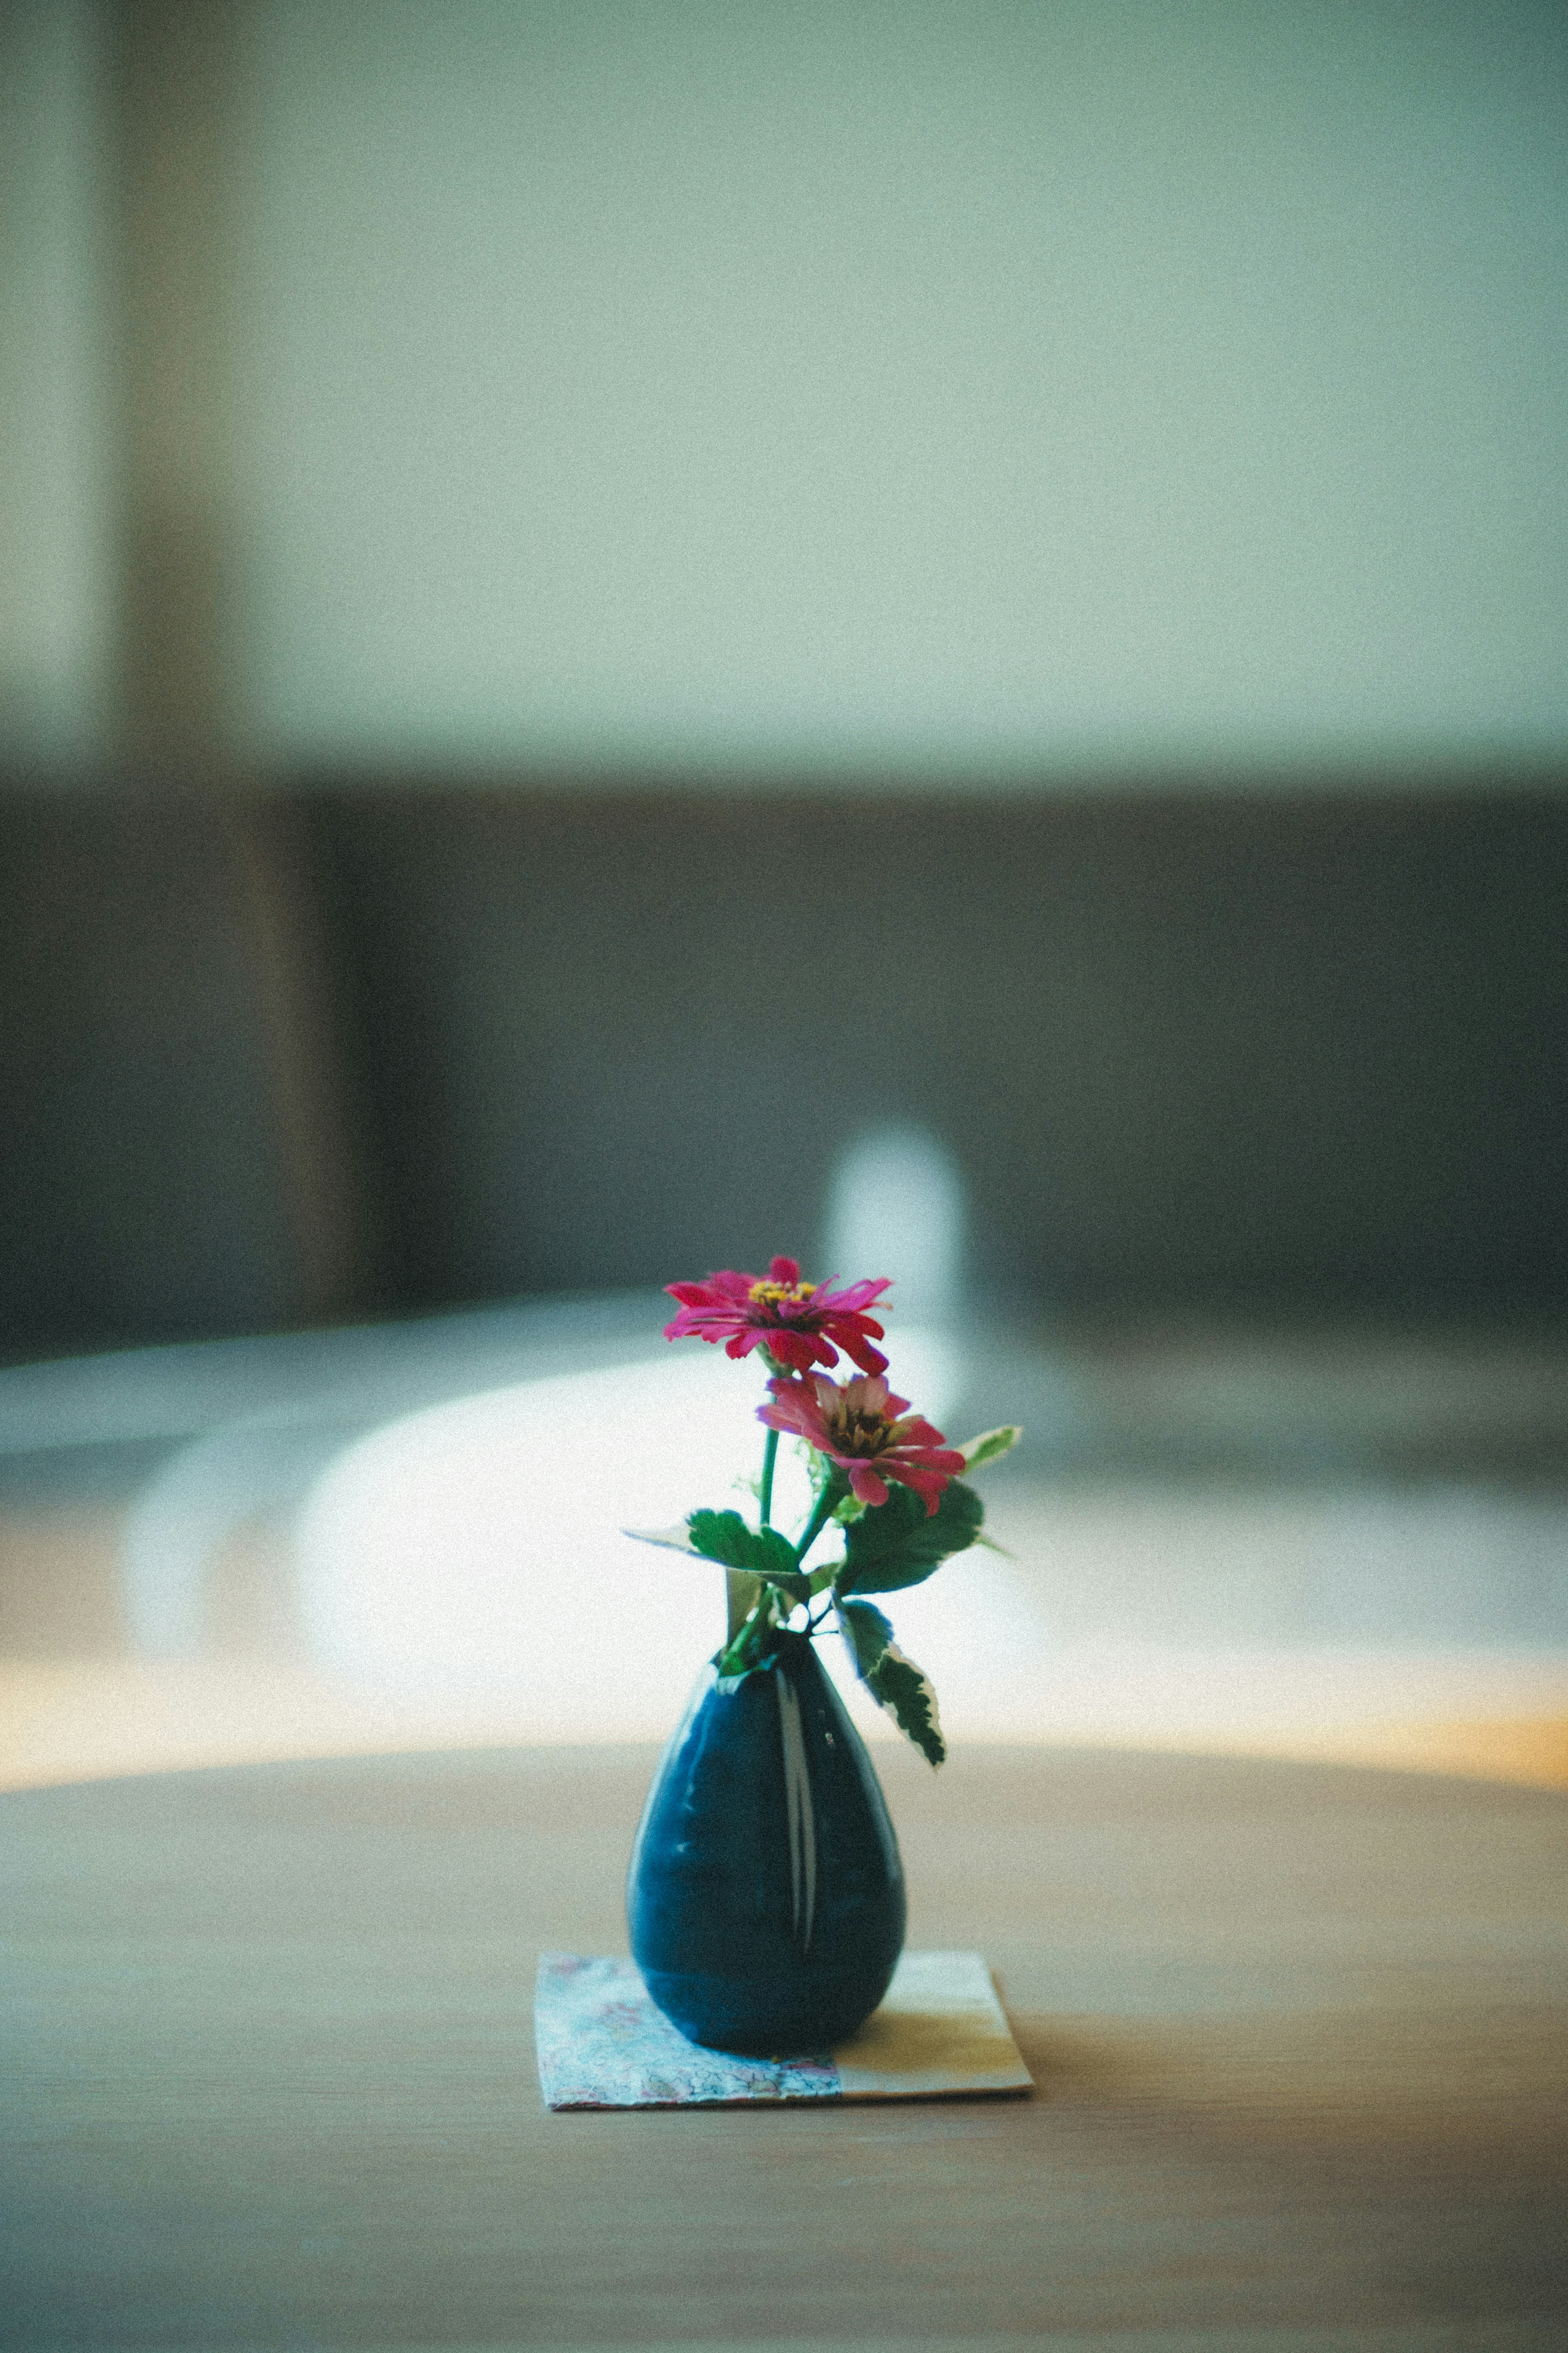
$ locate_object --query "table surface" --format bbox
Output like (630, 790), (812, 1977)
(3, 1741), (1566, 2352)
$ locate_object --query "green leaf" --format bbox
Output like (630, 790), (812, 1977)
(622, 1523), (699, 1554)
(866, 1643), (946, 1767)
(834, 1595), (893, 1679)
(833, 1597), (943, 1763)
(686, 1510), (812, 1602)
(960, 1425), (1021, 1474)
(840, 1478), (984, 1595)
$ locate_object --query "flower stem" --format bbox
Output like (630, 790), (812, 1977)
(758, 1427), (778, 1530)
(725, 1570), (761, 1644)
(718, 1587), (775, 1677)
(791, 1470), (847, 1569)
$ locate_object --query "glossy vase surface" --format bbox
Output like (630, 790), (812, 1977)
(627, 1630), (906, 2056)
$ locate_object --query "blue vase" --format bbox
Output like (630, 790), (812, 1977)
(627, 1629), (906, 2056)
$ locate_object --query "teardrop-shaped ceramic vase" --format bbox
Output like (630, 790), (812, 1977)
(627, 1630), (906, 2056)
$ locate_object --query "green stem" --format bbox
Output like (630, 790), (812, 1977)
(718, 1586), (775, 1677)
(791, 1472), (847, 1570)
(758, 1427), (778, 1530)
(725, 1569), (760, 1644)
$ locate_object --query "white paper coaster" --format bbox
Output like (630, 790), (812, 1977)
(535, 1948), (1033, 2109)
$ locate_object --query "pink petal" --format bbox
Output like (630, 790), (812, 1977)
(820, 1278), (892, 1312)
(767, 1329), (822, 1373)
(757, 1392), (825, 1448)
(888, 1415), (950, 1450)
(710, 1269), (760, 1300)
(884, 1463), (946, 1514)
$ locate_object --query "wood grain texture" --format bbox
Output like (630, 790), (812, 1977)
(2, 1743), (1565, 2349)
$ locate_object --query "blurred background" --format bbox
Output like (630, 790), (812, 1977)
(2, 0), (1566, 1788)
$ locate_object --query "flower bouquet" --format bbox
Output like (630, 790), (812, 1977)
(624, 1254), (1018, 2056)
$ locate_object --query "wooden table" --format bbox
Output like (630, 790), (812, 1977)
(3, 1742), (1565, 2350)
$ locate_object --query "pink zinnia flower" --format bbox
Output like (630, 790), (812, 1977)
(758, 1372), (965, 1514)
(663, 1254), (890, 1374)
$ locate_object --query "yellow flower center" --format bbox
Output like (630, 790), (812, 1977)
(748, 1278), (818, 1311)
(826, 1401), (894, 1458)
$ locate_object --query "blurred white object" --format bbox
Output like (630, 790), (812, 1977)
(822, 1124), (967, 1323)
(822, 1124), (969, 1421)
(120, 1418), (350, 1656)
(300, 1356), (749, 1724)
(294, 1349), (1040, 1737)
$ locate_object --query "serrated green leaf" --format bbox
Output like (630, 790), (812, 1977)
(622, 1523), (699, 1554)
(834, 1595), (893, 1679)
(866, 1643), (946, 1767)
(686, 1515), (785, 1572)
(960, 1424), (1021, 1473)
(840, 1477), (984, 1595)
(686, 1510), (806, 1592)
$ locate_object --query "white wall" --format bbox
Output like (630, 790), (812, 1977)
(2, 2), (1563, 784)
(235, 0), (1568, 782)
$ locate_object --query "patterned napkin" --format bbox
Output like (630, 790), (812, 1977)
(535, 1947), (1032, 2108)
